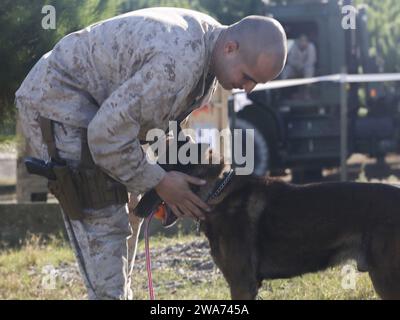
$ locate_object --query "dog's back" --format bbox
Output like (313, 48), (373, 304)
(203, 176), (400, 299)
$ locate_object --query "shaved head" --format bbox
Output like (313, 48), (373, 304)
(229, 16), (287, 75)
(210, 15), (287, 92)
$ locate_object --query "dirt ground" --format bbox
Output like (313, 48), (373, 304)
(1, 234), (377, 300)
(323, 153), (400, 182)
(1, 148), (387, 300)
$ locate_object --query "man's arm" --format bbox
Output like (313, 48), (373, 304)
(288, 46), (302, 70)
(87, 53), (210, 218)
(305, 43), (317, 69)
(87, 53), (186, 195)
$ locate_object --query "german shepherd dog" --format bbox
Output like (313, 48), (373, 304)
(189, 161), (400, 300)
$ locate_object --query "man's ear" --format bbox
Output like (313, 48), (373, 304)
(224, 40), (239, 54)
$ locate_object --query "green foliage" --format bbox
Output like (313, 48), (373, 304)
(119, 0), (263, 24)
(120, 0), (202, 12)
(355, 0), (400, 73)
(0, 1), (54, 112)
(2, 0), (399, 126)
(52, 0), (122, 37)
(198, 0), (263, 24)
(0, 0), (121, 123)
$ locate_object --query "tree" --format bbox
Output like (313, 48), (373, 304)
(199, 0), (263, 24)
(120, 0), (202, 12)
(0, 0), (121, 123)
(4, 0), (398, 125)
(119, 0), (263, 24)
(355, 0), (400, 73)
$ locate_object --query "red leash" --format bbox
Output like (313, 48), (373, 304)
(142, 169), (235, 300)
(144, 203), (168, 300)
(144, 210), (156, 300)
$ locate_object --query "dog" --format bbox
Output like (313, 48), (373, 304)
(188, 162), (400, 300)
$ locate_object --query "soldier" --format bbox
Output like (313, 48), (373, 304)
(15, 7), (287, 299)
(281, 34), (316, 79)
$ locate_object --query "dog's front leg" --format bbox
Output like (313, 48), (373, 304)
(210, 235), (259, 300)
(229, 281), (258, 300)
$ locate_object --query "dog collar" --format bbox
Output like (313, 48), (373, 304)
(206, 169), (235, 202)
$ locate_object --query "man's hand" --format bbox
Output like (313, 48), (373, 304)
(155, 171), (211, 220)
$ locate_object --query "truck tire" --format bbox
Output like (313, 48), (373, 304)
(236, 104), (281, 175)
(231, 117), (269, 176)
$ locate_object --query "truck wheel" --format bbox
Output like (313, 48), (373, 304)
(237, 104), (280, 170)
(231, 118), (269, 176)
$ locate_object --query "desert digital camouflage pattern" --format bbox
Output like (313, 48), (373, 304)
(16, 7), (224, 299)
(16, 7), (224, 194)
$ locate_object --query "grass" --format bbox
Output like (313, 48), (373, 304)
(0, 235), (86, 299)
(0, 148), (389, 300)
(0, 135), (15, 144)
(0, 234), (378, 300)
(0, 134), (17, 153)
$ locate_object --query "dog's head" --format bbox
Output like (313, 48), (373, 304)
(183, 148), (236, 206)
(157, 137), (233, 200)
(159, 139), (238, 209)
(135, 141), (232, 218)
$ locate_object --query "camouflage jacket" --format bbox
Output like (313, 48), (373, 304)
(15, 7), (225, 195)
(287, 42), (316, 70)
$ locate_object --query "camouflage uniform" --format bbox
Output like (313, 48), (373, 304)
(15, 7), (224, 299)
(281, 41), (317, 79)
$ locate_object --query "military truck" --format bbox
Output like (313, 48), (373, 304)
(233, 0), (400, 181)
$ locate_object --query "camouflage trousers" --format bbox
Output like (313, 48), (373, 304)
(17, 105), (143, 300)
